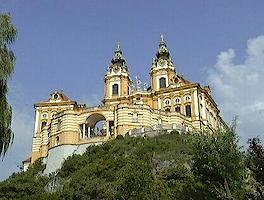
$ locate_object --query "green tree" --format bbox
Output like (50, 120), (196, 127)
(0, 159), (50, 199)
(0, 13), (17, 157)
(246, 137), (264, 199)
(191, 126), (247, 199)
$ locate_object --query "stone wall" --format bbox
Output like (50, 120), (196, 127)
(43, 142), (102, 175)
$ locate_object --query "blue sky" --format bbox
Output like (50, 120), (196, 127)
(1, 0), (264, 180)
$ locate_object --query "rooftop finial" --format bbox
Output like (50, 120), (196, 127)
(116, 41), (121, 51)
(160, 34), (164, 43)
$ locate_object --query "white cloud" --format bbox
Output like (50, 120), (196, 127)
(208, 35), (264, 142)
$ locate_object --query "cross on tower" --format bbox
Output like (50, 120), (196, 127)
(116, 41), (121, 51)
(160, 34), (164, 43)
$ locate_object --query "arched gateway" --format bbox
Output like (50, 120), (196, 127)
(79, 113), (114, 139)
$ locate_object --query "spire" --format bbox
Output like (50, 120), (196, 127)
(160, 34), (164, 43)
(116, 41), (121, 51)
(156, 34), (170, 59)
(111, 42), (126, 65)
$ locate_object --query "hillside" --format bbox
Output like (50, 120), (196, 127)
(0, 130), (262, 199)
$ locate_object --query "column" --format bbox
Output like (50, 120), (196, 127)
(106, 121), (110, 137)
(88, 127), (91, 138)
(158, 98), (161, 109)
(82, 124), (85, 139)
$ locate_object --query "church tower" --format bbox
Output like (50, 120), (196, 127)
(104, 43), (131, 104)
(150, 35), (176, 92)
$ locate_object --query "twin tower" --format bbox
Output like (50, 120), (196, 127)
(104, 35), (176, 104)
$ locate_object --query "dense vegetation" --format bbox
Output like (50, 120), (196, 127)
(0, 129), (263, 199)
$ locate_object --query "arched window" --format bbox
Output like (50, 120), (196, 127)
(175, 106), (181, 113)
(186, 105), (192, 117)
(175, 97), (181, 104)
(185, 95), (191, 102)
(112, 84), (119, 95)
(159, 77), (166, 89)
(164, 99), (170, 106)
(42, 113), (48, 119)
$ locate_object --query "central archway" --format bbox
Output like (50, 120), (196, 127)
(86, 113), (106, 137)
(80, 113), (114, 139)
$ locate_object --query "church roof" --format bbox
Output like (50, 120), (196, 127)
(111, 42), (127, 65)
(156, 34), (171, 59)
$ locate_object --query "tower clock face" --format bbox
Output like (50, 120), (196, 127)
(158, 59), (167, 68)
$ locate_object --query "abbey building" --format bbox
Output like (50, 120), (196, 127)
(24, 36), (227, 172)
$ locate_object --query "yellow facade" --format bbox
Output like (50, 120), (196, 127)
(30, 36), (227, 164)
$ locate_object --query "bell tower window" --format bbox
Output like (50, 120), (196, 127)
(159, 77), (166, 89)
(112, 84), (119, 96)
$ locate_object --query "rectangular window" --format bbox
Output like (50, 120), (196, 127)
(41, 121), (47, 130)
(132, 113), (139, 123)
(186, 105), (192, 117)
(112, 84), (119, 95)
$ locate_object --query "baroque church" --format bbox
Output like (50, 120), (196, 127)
(23, 36), (227, 173)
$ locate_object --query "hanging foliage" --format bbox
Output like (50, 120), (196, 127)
(0, 13), (17, 157)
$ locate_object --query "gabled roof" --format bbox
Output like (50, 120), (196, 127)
(48, 91), (71, 102)
(34, 91), (77, 108)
